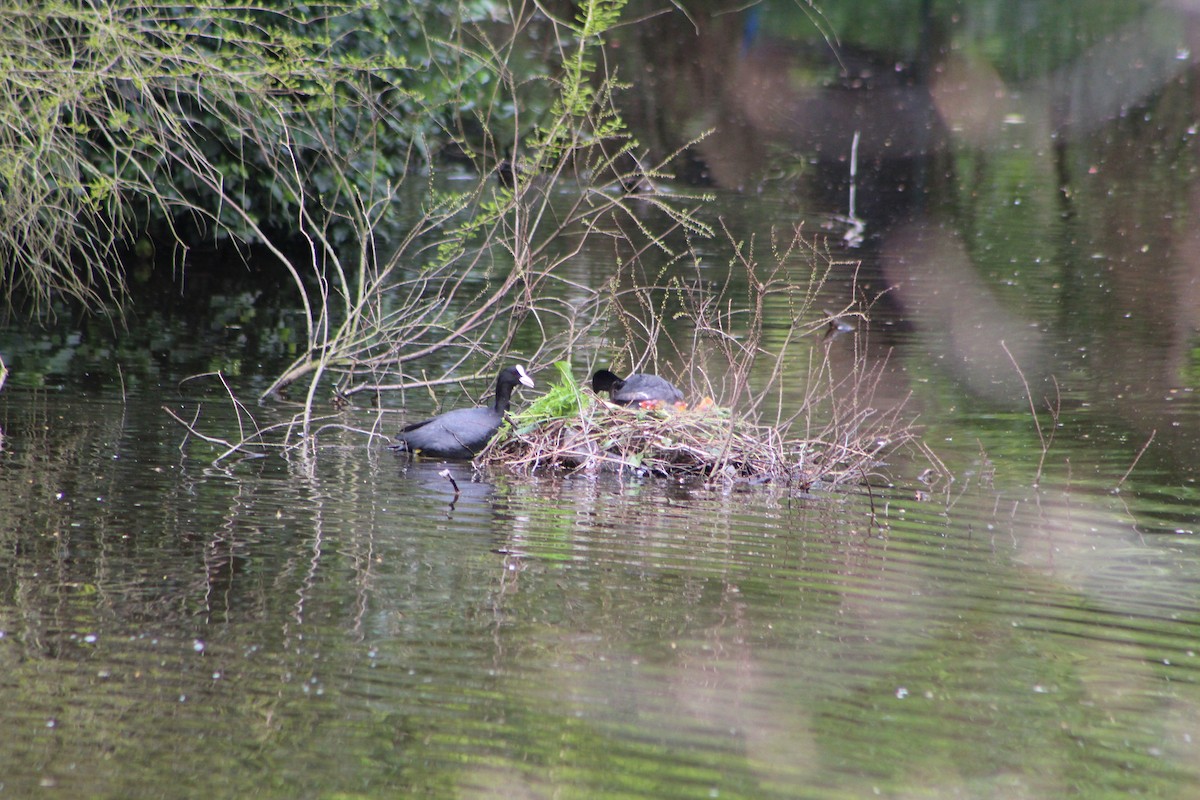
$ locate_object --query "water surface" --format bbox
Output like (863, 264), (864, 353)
(5, 0), (1200, 797)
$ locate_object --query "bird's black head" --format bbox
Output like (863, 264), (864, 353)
(591, 369), (624, 394)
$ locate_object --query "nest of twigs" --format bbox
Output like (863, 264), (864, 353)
(478, 364), (893, 488)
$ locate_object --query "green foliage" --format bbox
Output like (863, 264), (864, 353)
(524, 0), (632, 174)
(0, 0), (547, 311)
(513, 361), (590, 430)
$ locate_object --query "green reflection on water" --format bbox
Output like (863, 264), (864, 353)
(1, 382), (1200, 797)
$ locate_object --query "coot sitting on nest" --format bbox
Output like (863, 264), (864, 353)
(394, 365), (534, 458)
(591, 369), (684, 407)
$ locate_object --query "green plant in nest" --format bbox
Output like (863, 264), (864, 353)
(511, 361), (589, 433)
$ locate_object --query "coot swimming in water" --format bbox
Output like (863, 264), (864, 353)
(591, 369), (684, 407)
(394, 365), (534, 458)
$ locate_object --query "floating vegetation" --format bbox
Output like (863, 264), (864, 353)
(480, 362), (910, 489)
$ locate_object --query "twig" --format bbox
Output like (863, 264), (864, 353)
(1000, 340), (1051, 486)
(1114, 429), (1155, 491)
(163, 405), (238, 454)
(438, 469), (461, 498)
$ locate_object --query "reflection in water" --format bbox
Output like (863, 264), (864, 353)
(394, 460), (495, 517)
(2, 385), (1200, 796)
(5, 2), (1200, 796)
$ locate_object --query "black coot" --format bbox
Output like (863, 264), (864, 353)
(394, 365), (535, 458)
(591, 369), (684, 406)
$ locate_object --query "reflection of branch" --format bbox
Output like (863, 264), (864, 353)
(168, 371), (356, 464)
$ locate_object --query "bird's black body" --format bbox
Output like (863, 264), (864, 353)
(394, 365), (534, 458)
(591, 369), (684, 406)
